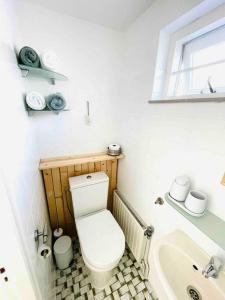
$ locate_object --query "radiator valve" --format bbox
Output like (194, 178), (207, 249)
(144, 226), (154, 239)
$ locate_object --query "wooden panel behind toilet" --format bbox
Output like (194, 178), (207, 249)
(40, 153), (124, 236)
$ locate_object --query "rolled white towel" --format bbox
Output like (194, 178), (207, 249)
(26, 91), (46, 110)
(40, 51), (59, 71)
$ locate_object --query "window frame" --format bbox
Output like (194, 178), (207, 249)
(176, 25), (225, 96)
(160, 7), (225, 101)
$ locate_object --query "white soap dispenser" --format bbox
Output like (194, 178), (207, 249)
(169, 176), (190, 202)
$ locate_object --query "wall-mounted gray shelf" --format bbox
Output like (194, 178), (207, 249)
(165, 193), (225, 250)
(24, 102), (69, 116)
(18, 64), (68, 85)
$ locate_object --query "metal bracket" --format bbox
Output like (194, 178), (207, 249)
(144, 226), (154, 239)
(50, 78), (55, 85)
(155, 197), (164, 205)
(34, 229), (48, 244)
(21, 69), (29, 77)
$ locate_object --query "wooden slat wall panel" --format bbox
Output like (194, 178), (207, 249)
(110, 160), (117, 210)
(94, 162), (101, 172)
(59, 167), (75, 235)
(75, 164), (81, 176)
(59, 167), (68, 232)
(81, 163), (88, 174)
(43, 169), (58, 229)
(111, 160), (118, 192)
(67, 166), (75, 177)
(100, 161), (107, 172)
(106, 160), (112, 211)
(55, 197), (65, 229)
(88, 162), (95, 173)
(67, 166), (76, 236)
(52, 168), (62, 197)
(41, 155), (122, 237)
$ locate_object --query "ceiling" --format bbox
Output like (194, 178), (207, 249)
(28, 0), (154, 30)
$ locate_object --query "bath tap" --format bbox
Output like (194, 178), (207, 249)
(202, 256), (222, 278)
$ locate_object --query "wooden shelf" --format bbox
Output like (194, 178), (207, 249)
(39, 152), (124, 170)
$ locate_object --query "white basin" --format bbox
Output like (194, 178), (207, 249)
(150, 230), (225, 300)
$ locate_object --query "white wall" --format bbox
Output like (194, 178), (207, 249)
(13, 1), (225, 295)
(13, 3), (124, 297)
(0, 1), (54, 299)
(15, 1), (124, 158)
(117, 0), (225, 262)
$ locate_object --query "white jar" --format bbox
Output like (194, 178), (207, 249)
(169, 176), (190, 202)
(185, 190), (207, 214)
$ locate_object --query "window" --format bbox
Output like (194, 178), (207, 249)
(168, 25), (225, 97)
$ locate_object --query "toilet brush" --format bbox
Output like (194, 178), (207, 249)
(53, 200), (63, 238)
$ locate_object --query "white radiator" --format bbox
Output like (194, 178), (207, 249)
(113, 190), (154, 278)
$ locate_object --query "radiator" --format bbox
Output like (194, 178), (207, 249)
(113, 190), (154, 278)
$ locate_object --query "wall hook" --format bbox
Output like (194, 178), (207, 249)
(85, 100), (91, 124)
(155, 197), (164, 205)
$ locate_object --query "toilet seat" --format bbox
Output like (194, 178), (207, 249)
(76, 209), (125, 271)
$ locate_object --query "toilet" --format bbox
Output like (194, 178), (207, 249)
(54, 235), (73, 270)
(69, 172), (125, 289)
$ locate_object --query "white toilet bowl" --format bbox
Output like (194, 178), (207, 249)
(76, 209), (125, 289)
(54, 235), (73, 270)
(69, 172), (125, 289)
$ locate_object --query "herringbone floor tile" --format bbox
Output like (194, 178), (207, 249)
(55, 241), (157, 300)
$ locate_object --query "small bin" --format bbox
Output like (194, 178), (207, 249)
(54, 235), (73, 269)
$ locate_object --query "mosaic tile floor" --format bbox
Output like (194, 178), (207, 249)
(55, 240), (157, 300)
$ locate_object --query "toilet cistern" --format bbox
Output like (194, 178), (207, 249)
(202, 256), (223, 278)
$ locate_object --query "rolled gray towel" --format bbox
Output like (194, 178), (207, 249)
(47, 93), (66, 111)
(19, 46), (40, 67)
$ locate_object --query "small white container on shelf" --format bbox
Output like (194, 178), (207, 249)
(185, 190), (207, 214)
(169, 176), (190, 202)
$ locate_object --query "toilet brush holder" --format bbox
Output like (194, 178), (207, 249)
(54, 228), (63, 239)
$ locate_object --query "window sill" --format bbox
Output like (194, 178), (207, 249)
(149, 93), (225, 103)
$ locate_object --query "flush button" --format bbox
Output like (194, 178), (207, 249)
(86, 175), (92, 179)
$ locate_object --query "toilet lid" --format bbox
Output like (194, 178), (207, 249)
(54, 235), (72, 254)
(76, 210), (125, 270)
